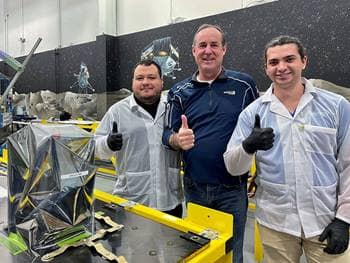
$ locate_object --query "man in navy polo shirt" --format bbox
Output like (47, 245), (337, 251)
(162, 24), (258, 263)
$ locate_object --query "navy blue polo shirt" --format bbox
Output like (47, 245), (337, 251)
(163, 69), (258, 185)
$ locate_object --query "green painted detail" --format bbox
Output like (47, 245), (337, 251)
(49, 225), (91, 247)
(56, 231), (91, 247)
(95, 211), (105, 216)
(0, 52), (23, 72)
(0, 232), (28, 255)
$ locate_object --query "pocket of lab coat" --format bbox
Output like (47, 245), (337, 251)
(257, 179), (291, 212)
(304, 125), (336, 155)
(124, 171), (152, 195)
(168, 167), (181, 191)
(311, 182), (337, 216)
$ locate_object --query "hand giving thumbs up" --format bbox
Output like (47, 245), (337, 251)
(242, 114), (274, 154)
(172, 115), (195, 150)
(107, 121), (123, 151)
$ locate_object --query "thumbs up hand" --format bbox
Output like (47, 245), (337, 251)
(173, 115), (195, 150)
(107, 121), (123, 151)
(242, 114), (274, 154)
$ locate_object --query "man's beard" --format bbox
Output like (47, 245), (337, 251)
(137, 92), (161, 105)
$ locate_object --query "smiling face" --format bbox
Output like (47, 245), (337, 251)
(265, 43), (307, 90)
(132, 64), (163, 104)
(192, 27), (226, 80)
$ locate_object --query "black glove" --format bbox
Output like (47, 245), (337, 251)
(107, 122), (123, 151)
(242, 114), (274, 154)
(319, 218), (350, 254)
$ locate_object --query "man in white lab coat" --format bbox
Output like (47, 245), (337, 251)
(224, 35), (350, 262)
(95, 59), (183, 217)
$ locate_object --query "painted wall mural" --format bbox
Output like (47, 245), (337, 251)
(1, 0), (349, 121)
(69, 62), (95, 93)
(141, 37), (182, 80)
(13, 90), (97, 120)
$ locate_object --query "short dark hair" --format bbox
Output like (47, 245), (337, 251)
(264, 35), (306, 65)
(132, 59), (162, 78)
(192, 24), (226, 47)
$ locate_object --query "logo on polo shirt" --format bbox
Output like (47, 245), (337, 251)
(223, 91), (235, 95)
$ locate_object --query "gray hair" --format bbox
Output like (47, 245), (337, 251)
(192, 24), (226, 46)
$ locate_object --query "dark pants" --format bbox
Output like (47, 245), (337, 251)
(184, 176), (248, 263)
(163, 204), (183, 218)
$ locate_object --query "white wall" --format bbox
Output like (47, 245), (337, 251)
(60, 0), (99, 47)
(8, 0), (60, 55)
(0, 0), (101, 56)
(116, 0), (245, 35)
(0, 0), (5, 51)
(0, 0), (276, 57)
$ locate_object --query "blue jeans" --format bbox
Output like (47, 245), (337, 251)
(184, 176), (248, 263)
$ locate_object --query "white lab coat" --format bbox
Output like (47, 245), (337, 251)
(224, 78), (350, 238)
(95, 94), (183, 211)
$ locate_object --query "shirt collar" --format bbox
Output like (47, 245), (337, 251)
(261, 77), (317, 103)
(129, 93), (166, 110)
(190, 67), (228, 83)
(129, 94), (138, 110)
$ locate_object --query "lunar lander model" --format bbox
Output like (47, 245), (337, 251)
(141, 37), (182, 79)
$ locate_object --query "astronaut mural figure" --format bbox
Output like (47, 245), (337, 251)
(70, 62), (95, 94)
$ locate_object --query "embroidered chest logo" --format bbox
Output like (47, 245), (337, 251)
(223, 91), (236, 95)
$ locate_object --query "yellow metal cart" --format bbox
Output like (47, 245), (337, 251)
(94, 189), (233, 262)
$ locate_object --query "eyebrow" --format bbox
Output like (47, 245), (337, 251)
(197, 41), (221, 44)
(285, 55), (297, 59)
(135, 74), (158, 78)
(268, 54), (297, 61)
